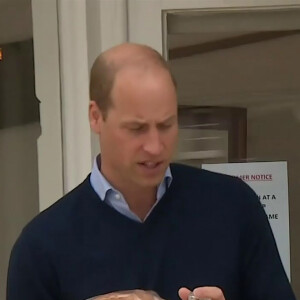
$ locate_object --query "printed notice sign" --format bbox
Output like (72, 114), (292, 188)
(202, 161), (290, 279)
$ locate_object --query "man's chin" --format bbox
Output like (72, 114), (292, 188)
(133, 162), (168, 187)
(137, 174), (165, 188)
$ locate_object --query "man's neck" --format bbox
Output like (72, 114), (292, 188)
(107, 176), (158, 220)
(99, 161), (158, 220)
(121, 187), (157, 221)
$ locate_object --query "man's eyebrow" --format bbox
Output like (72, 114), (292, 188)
(120, 120), (147, 127)
(121, 115), (177, 126)
(158, 115), (177, 124)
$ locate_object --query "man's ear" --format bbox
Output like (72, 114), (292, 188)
(89, 101), (104, 134)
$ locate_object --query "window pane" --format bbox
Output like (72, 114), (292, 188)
(165, 6), (300, 298)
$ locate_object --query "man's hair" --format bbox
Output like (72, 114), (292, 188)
(89, 45), (176, 120)
(89, 56), (116, 120)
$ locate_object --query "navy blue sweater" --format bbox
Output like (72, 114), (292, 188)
(7, 164), (295, 300)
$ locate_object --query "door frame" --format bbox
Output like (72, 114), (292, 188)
(128, 0), (300, 53)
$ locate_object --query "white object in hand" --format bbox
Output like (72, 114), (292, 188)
(188, 292), (211, 300)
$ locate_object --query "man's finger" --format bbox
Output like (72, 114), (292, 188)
(178, 287), (191, 300)
(193, 287), (225, 300)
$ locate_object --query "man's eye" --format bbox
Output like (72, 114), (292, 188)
(159, 123), (172, 130)
(129, 126), (144, 132)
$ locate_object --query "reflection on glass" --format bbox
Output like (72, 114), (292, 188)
(175, 106), (246, 166)
(0, 1), (40, 299)
(164, 6), (300, 298)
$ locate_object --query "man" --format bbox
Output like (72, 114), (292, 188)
(7, 43), (295, 300)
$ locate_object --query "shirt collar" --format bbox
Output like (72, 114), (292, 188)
(90, 155), (172, 202)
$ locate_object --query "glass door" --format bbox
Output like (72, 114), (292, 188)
(128, 0), (300, 297)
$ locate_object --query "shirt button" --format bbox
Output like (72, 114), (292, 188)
(115, 193), (121, 200)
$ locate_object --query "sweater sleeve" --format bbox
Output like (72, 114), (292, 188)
(7, 229), (60, 300)
(237, 180), (296, 300)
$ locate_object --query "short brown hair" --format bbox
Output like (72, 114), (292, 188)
(89, 55), (117, 120)
(89, 44), (176, 119)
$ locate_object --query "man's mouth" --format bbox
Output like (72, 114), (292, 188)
(138, 161), (163, 169)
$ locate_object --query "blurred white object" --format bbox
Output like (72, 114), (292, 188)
(188, 292), (211, 300)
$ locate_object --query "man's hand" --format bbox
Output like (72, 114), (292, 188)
(178, 287), (225, 300)
(91, 290), (162, 300)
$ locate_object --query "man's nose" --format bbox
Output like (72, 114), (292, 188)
(143, 129), (163, 155)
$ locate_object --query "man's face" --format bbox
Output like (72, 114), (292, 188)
(94, 66), (178, 190)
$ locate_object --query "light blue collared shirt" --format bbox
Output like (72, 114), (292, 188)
(90, 157), (172, 222)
